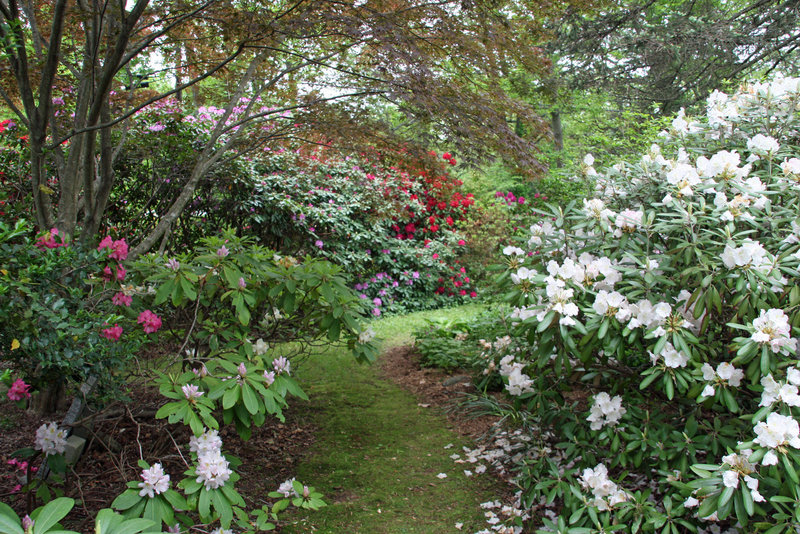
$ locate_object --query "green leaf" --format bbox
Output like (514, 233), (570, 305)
(111, 490), (142, 511)
(33, 497), (74, 534)
(0, 503), (24, 534)
(241, 383), (258, 415)
(223, 385), (240, 410)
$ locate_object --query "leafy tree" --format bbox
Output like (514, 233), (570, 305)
(550, 0), (800, 114)
(0, 0), (593, 253)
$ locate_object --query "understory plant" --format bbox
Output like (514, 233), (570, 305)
(0, 220), (156, 412)
(442, 76), (800, 533)
(0, 227), (377, 532)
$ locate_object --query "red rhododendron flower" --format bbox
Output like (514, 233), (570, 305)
(457, 239), (466, 246)
(470, 291), (477, 298)
(101, 324), (123, 342)
(137, 310), (162, 334)
(442, 152), (452, 160)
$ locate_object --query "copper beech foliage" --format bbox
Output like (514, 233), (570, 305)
(0, 0), (597, 253)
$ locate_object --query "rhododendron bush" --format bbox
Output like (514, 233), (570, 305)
(0, 220), (155, 411)
(241, 148), (477, 313)
(0, 221), (376, 531)
(476, 77), (800, 532)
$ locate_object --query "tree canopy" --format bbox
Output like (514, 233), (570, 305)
(549, 0), (800, 114)
(0, 0), (596, 252)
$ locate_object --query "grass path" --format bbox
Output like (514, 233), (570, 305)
(283, 305), (500, 533)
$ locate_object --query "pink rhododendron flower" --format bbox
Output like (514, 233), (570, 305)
(35, 228), (66, 249)
(101, 324), (123, 341)
(137, 310), (162, 333)
(97, 236), (128, 260)
(115, 264), (126, 281)
(112, 292), (132, 307)
(7, 378), (31, 401)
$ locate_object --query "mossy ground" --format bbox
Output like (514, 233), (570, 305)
(283, 305), (500, 533)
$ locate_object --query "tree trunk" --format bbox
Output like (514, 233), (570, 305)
(30, 380), (66, 414)
(551, 110), (564, 169)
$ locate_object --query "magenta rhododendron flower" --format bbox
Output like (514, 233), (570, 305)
(97, 236), (128, 260)
(112, 292), (132, 307)
(115, 264), (126, 281)
(35, 228), (66, 249)
(7, 378), (31, 401)
(101, 324), (123, 341)
(137, 310), (162, 333)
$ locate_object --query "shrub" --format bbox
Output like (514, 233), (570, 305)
(472, 76), (800, 532)
(0, 220), (155, 412)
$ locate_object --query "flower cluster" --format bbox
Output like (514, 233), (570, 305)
(138, 463), (170, 498)
(700, 362), (744, 398)
(7, 378), (31, 401)
(34, 422), (68, 456)
(191, 429), (232, 490)
(750, 308), (794, 355)
(137, 310), (162, 334)
(587, 393), (626, 431)
(579, 464), (629, 510)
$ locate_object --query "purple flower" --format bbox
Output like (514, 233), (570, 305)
(315, 240), (324, 248)
(273, 356), (291, 375)
(372, 308), (381, 317)
(372, 297), (382, 307)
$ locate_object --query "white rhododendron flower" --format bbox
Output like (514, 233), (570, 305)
(697, 150), (750, 180)
(760, 373), (800, 407)
(35, 422), (68, 456)
(583, 198), (615, 222)
(699, 362), (744, 398)
(720, 239), (768, 269)
(614, 209), (643, 234)
(510, 266), (536, 285)
(499, 355), (534, 396)
(253, 338), (269, 355)
(592, 290), (631, 322)
(627, 300), (671, 330)
(537, 281), (580, 326)
(358, 327), (375, 344)
(753, 412), (800, 450)
(503, 246), (525, 256)
(276, 478), (299, 498)
(649, 341), (689, 368)
(666, 162), (701, 196)
(528, 221), (555, 247)
(189, 429), (223, 456)
(195, 449), (232, 490)
(138, 463), (170, 498)
(747, 134), (780, 155)
(587, 393), (626, 430)
(780, 157), (800, 180)
(579, 464), (629, 510)
(750, 308), (794, 355)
